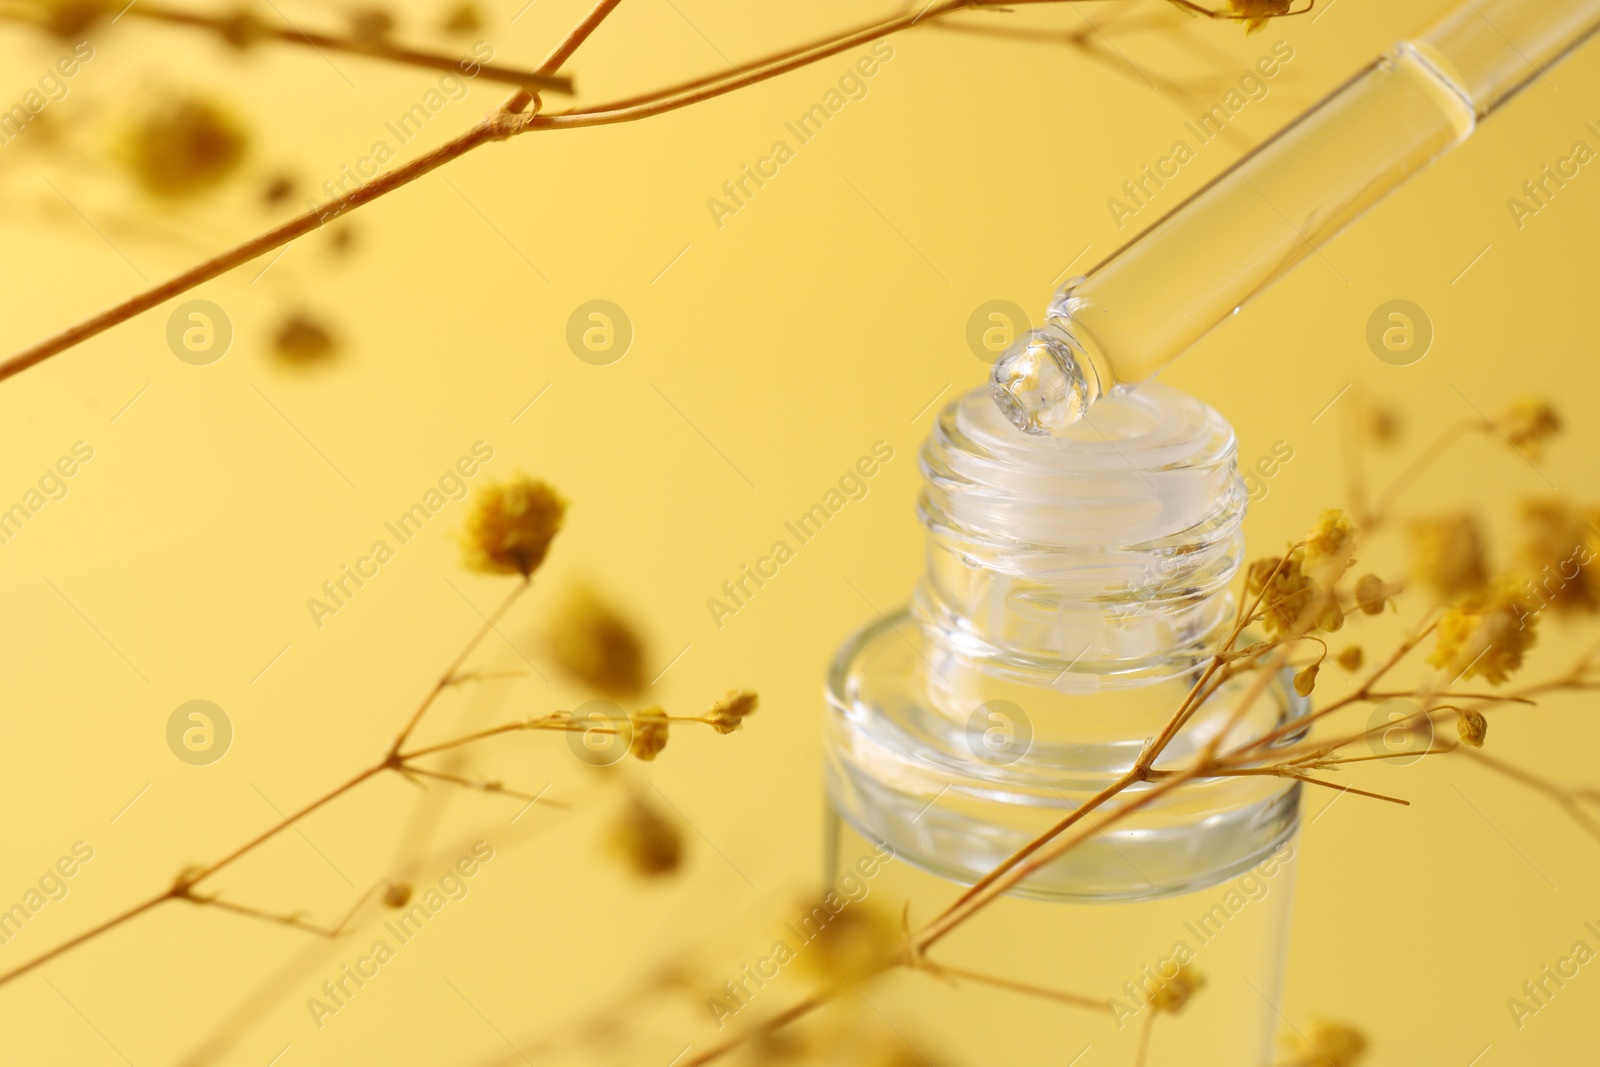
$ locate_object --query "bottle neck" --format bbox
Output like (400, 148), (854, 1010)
(912, 383), (1246, 691)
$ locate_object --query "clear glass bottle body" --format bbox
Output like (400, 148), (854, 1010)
(823, 383), (1307, 1064)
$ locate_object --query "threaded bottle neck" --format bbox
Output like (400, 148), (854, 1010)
(914, 383), (1245, 688)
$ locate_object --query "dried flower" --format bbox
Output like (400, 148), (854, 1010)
(1498, 399), (1561, 457)
(799, 903), (901, 983)
(1518, 498), (1600, 614)
(1428, 580), (1539, 685)
(273, 313), (337, 364)
(119, 95), (248, 199)
(1227, 0), (1290, 33)
(1353, 574), (1401, 616)
(629, 708), (668, 761)
(608, 794), (682, 877)
(462, 476), (565, 577)
(549, 587), (646, 695)
(440, 0), (481, 33)
(1246, 554), (1342, 637)
(1302, 509), (1358, 589)
(262, 172), (296, 205)
(348, 6), (394, 41)
(1457, 708), (1488, 749)
(1409, 513), (1489, 599)
(382, 882), (412, 909)
(704, 689), (758, 734)
(42, 0), (108, 38)
(1294, 1021), (1369, 1067)
(1150, 964), (1205, 1014)
(1336, 645), (1364, 672)
(218, 7), (268, 48)
(1293, 663), (1318, 696)
(1366, 403), (1401, 445)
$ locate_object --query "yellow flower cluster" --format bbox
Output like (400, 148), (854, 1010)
(1246, 511), (1358, 637)
(1428, 580), (1539, 685)
(461, 476), (565, 577)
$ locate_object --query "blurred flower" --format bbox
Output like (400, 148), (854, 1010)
(219, 7), (269, 48)
(382, 881), (411, 908)
(439, 0), (481, 33)
(1228, 0), (1291, 33)
(1518, 498), (1600, 614)
(1336, 645), (1363, 672)
(628, 708), (668, 761)
(261, 172), (296, 205)
(799, 903), (900, 983)
(549, 587), (646, 695)
(273, 313), (338, 365)
(1409, 513), (1488, 600)
(1287, 1021), (1369, 1067)
(119, 95), (248, 198)
(1457, 708), (1488, 749)
(42, 0), (107, 38)
(704, 689), (758, 734)
(608, 794), (681, 878)
(1353, 574), (1401, 616)
(1150, 964), (1205, 1014)
(348, 6), (394, 42)
(462, 476), (565, 577)
(328, 224), (358, 256)
(1498, 399), (1560, 458)
(1365, 403), (1401, 446)
(1428, 579), (1539, 685)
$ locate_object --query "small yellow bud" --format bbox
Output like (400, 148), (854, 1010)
(1354, 574), (1399, 616)
(629, 709), (668, 761)
(1293, 663), (1319, 697)
(1150, 965), (1205, 1014)
(1456, 708), (1488, 749)
(705, 689), (758, 734)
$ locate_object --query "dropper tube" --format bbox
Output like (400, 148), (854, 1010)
(990, 0), (1600, 435)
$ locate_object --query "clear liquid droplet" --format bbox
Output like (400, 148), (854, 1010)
(989, 328), (1089, 436)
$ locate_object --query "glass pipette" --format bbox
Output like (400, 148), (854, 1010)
(991, 0), (1600, 435)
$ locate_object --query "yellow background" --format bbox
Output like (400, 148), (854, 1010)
(1, 0), (1598, 1063)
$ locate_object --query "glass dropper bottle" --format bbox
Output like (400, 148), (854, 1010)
(992, 0), (1600, 435)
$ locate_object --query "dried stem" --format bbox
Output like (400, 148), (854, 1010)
(918, 960), (1105, 1011)
(0, 0), (1083, 384)
(100, 2), (574, 92)
(676, 992), (833, 1067)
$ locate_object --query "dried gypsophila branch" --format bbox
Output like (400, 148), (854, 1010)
(0, 0), (1308, 383)
(0, 476), (757, 993)
(0, 0), (574, 92)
